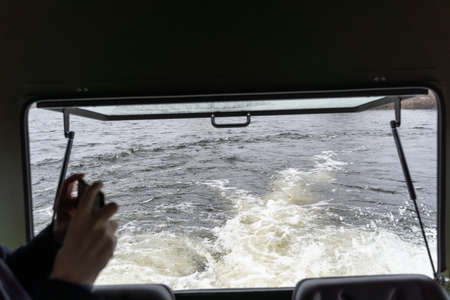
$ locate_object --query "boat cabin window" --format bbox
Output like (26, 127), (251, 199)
(26, 90), (438, 289)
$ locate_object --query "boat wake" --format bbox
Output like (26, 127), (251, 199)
(97, 152), (436, 289)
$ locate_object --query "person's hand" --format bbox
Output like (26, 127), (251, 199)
(53, 173), (85, 243)
(51, 181), (118, 285)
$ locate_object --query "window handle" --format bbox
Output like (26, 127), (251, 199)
(211, 113), (251, 128)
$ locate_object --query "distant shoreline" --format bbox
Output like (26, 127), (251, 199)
(376, 95), (436, 110)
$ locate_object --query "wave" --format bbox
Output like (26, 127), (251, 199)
(80, 133), (313, 164)
(32, 146), (149, 167)
(31, 132), (346, 167)
(97, 151), (435, 289)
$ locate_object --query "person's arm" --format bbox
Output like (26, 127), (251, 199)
(3, 176), (116, 300)
(5, 173), (86, 294)
(6, 175), (116, 300)
(3, 225), (100, 300)
(5, 224), (60, 297)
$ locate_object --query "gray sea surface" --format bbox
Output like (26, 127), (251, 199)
(28, 108), (438, 288)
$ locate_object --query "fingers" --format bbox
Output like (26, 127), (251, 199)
(65, 174), (85, 199)
(109, 220), (119, 234)
(56, 173), (85, 206)
(101, 233), (117, 260)
(103, 221), (118, 255)
(64, 174), (85, 197)
(89, 220), (118, 259)
(65, 173), (85, 184)
(78, 178), (88, 198)
(95, 203), (118, 224)
(55, 174), (86, 221)
(96, 228), (118, 265)
(77, 181), (104, 215)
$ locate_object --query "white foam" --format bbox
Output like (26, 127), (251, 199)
(313, 150), (347, 171)
(97, 158), (436, 289)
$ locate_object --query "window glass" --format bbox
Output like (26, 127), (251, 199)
(28, 94), (437, 289)
(78, 96), (382, 116)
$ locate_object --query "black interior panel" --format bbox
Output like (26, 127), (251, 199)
(175, 287), (293, 300)
(293, 274), (449, 300)
(94, 284), (175, 300)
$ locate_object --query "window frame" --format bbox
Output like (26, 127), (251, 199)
(21, 86), (445, 287)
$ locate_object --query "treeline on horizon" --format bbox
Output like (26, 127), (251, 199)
(376, 94), (437, 110)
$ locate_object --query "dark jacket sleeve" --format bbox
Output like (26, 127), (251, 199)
(4, 224), (99, 300)
(5, 225), (60, 296)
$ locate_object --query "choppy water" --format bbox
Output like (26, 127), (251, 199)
(28, 108), (438, 289)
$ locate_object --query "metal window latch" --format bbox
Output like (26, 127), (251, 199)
(211, 113), (251, 128)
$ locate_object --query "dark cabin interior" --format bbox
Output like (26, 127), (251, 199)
(1, 1), (450, 299)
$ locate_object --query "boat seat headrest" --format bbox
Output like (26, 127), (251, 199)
(293, 274), (449, 300)
(93, 283), (175, 300)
